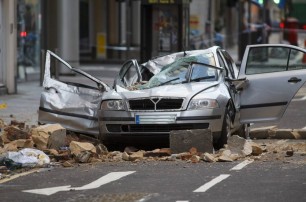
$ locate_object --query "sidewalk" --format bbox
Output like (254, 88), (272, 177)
(0, 81), (42, 126)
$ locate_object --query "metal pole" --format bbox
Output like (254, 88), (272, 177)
(248, 0), (251, 45)
(55, 48), (59, 79)
(40, 49), (45, 86)
(262, 0), (267, 44)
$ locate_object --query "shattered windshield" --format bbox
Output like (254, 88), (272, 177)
(138, 52), (216, 90)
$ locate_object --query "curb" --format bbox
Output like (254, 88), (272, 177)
(250, 128), (306, 139)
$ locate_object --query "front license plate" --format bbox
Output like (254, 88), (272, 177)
(135, 115), (176, 124)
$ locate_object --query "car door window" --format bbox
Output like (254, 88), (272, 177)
(288, 49), (306, 70)
(217, 52), (228, 76)
(245, 47), (290, 75)
(116, 60), (141, 88)
(239, 44), (306, 124)
(222, 50), (235, 79)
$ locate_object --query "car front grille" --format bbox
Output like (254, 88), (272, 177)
(106, 123), (209, 133)
(128, 98), (184, 111)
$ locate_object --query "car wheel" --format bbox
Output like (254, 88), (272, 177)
(215, 107), (232, 150)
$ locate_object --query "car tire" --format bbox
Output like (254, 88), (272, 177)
(215, 107), (232, 150)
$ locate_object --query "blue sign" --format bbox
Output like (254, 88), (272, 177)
(135, 115), (140, 124)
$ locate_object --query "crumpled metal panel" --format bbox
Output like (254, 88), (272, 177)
(38, 51), (104, 137)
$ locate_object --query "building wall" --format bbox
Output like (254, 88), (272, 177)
(0, 0), (17, 94)
(0, 0), (4, 89)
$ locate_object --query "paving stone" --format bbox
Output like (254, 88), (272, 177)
(170, 129), (213, 154)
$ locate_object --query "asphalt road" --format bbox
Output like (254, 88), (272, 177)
(1, 155), (305, 202)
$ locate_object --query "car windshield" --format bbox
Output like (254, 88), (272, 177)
(138, 53), (216, 90)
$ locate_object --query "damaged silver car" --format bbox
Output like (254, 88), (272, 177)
(39, 44), (306, 148)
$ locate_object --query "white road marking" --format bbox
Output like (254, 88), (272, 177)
(230, 159), (254, 171)
(193, 174), (230, 193)
(22, 171), (135, 196)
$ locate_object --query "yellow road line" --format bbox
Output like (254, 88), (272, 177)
(0, 168), (41, 184)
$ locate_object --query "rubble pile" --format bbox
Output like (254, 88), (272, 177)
(1, 119), (305, 180)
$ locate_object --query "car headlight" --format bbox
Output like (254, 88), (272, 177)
(101, 100), (125, 111)
(188, 99), (219, 110)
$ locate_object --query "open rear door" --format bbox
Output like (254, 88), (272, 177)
(238, 44), (306, 124)
(38, 51), (110, 137)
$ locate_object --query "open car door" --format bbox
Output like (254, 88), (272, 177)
(238, 44), (306, 124)
(38, 50), (110, 137)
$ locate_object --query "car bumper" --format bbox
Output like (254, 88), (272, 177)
(98, 108), (224, 141)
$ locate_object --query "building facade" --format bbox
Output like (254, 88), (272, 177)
(2, 0), (283, 94)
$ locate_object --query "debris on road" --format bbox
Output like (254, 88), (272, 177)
(1, 118), (306, 180)
(170, 129), (213, 153)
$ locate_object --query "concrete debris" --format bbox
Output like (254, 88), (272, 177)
(286, 148), (294, 157)
(144, 148), (171, 157)
(190, 155), (201, 163)
(75, 151), (92, 163)
(170, 129), (213, 154)
(251, 143), (263, 156)
(10, 120), (25, 129)
(62, 160), (74, 167)
(129, 151), (144, 161)
(1, 118), (306, 180)
(250, 128), (306, 139)
(122, 152), (130, 161)
(0, 119), (5, 129)
(124, 146), (139, 154)
(217, 155), (234, 162)
(3, 141), (18, 152)
(201, 152), (216, 163)
(96, 144), (108, 155)
(227, 135), (252, 157)
(69, 141), (96, 156)
(4, 126), (30, 141)
(31, 124), (66, 150)
(216, 149), (239, 162)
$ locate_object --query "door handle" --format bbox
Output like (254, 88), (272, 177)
(288, 77), (302, 83)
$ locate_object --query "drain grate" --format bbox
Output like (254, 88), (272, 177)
(67, 193), (158, 202)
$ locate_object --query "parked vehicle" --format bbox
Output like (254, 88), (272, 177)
(38, 44), (306, 148)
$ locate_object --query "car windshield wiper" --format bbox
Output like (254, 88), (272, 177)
(190, 76), (215, 82)
(157, 77), (181, 87)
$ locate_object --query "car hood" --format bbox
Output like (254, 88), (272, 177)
(116, 82), (219, 100)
